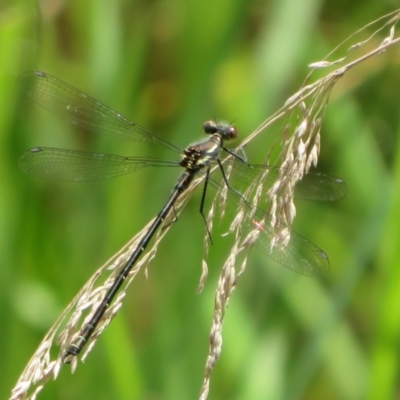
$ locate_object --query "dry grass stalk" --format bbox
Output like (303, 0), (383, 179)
(10, 9), (400, 400)
(198, 9), (400, 399)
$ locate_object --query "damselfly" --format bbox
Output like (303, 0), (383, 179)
(19, 71), (346, 362)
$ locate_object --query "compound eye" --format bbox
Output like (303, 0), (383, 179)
(227, 126), (237, 140)
(203, 120), (218, 134)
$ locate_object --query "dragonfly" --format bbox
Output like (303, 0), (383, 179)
(19, 70), (346, 362)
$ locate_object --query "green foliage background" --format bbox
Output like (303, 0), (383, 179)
(1, 0), (400, 399)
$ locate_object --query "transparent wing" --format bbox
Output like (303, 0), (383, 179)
(19, 71), (181, 153)
(19, 147), (180, 181)
(226, 161), (347, 201)
(248, 212), (330, 277)
(294, 171), (347, 201)
(206, 168), (337, 277)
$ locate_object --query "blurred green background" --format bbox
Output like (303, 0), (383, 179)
(1, 0), (400, 399)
